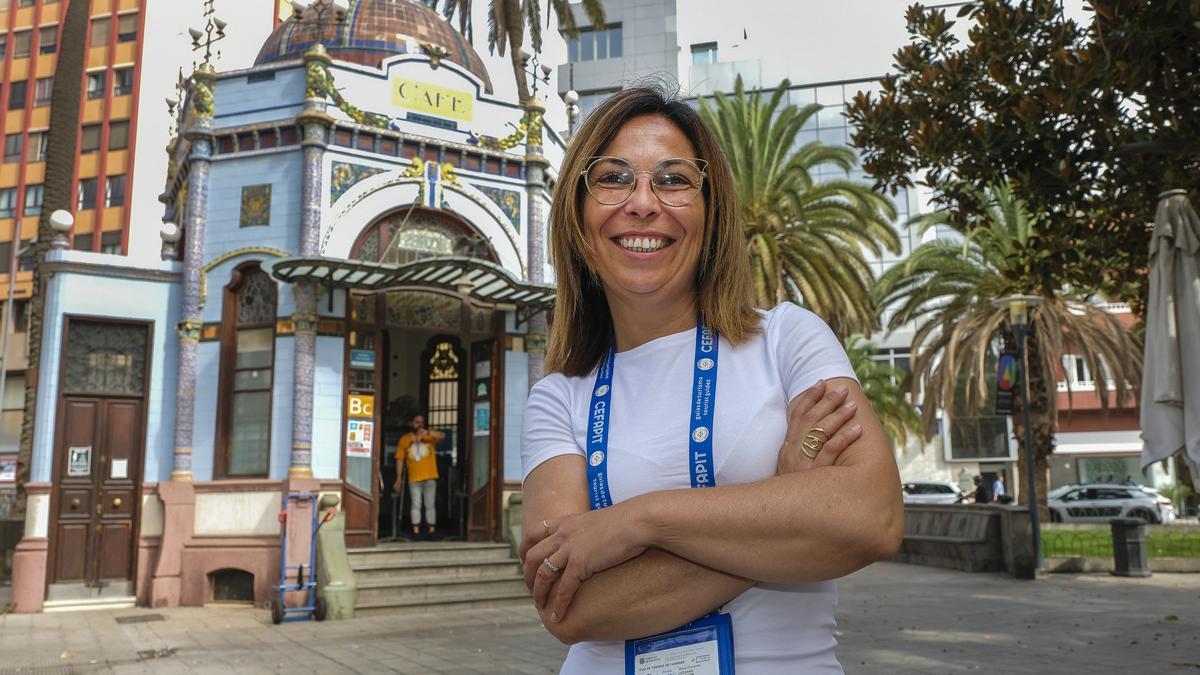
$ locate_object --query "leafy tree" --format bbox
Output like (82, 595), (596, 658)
(699, 78), (900, 337)
(844, 335), (921, 449)
(14, 0), (90, 523)
(426, 0), (605, 101)
(846, 0), (1200, 315)
(875, 182), (1141, 508)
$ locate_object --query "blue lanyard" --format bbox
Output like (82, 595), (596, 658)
(586, 324), (720, 510)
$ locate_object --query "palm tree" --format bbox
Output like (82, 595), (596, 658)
(698, 77), (900, 337)
(874, 181), (1141, 510)
(426, 0), (605, 101)
(844, 335), (921, 449)
(14, 0), (90, 523)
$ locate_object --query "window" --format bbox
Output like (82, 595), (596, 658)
(3, 134), (21, 163)
(23, 184), (43, 217)
(691, 42), (718, 65)
(105, 174), (125, 207)
(12, 31), (31, 59)
(77, 177), (98, 210)
(218, 264), (276, 478)
(90, 18), (110, 47)
(18, 0), (35, 7)
(0, 189), (16, 218)
(0, 34), (6, 60)
(0, 243), (9, 275)
(566, 24), (622, 62)
(8, 81), (27, 110)
(81, 124), (101, 153)
(100, 230), (121, 254)
(86, 71), (106, 100)
(25, 131), (46, 162)
(117, 14), (138, 42)
(73, 233), (93, 252)
(16, 240), (32, 271)
(113, 67), (134, 96)
(108, 121), (129, 150)
(39, 25), (57, 54)
(34, 77), (53, 106)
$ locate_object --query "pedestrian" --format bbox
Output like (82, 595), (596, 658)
(992, 474), (1006, 503)
(392, 413), (445, 540)
(517, 84), (903, 673)
(968, 475), (992, 504)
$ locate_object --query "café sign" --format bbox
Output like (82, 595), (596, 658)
(391, 79), (474, 122)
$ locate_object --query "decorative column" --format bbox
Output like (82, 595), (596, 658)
(151, 64), (214, 608)
(171, 64), (217, 482)
(290, 45), (335, 478)
(522, 99), (549, 385)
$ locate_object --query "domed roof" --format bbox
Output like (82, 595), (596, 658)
(256, 0), (493, 93)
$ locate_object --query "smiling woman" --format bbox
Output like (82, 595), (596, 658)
(520, 85), (904, 674)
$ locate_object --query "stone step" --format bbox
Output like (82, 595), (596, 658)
(43, 596), (137, 613)
(351, 558), (523, 582)
(347, 542), (514, 566)
(354, 590), (532, 617)
(356, 574), (528, 605)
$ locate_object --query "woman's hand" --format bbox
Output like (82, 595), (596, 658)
(519, 503), (648, 624)
(777, 379), (863, 474)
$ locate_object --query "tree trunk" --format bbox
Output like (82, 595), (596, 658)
(1013, 323), (1053, 524)
(13, 0), (89, 524)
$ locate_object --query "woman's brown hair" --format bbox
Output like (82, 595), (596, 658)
(545, 84), (758, 377)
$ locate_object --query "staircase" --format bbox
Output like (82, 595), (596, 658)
(349, 541), (530, 617)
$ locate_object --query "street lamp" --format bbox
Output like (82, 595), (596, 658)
(563, 89), (580, 137)
(992, 293), (1045, 572)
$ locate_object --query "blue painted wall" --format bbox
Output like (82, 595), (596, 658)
(213, 66), (306, 128)
(205, 152), (303, 263)
(313, 336), (345, 480)
(32, 253), (181, 484)
(503, 350), (529, 484)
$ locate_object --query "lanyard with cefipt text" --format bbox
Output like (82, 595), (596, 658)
(586, 324), (719, 510)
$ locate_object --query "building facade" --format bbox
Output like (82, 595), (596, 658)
(10, 0), (562, 611)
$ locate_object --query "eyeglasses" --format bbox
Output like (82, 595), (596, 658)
(581, 156), (708, 207)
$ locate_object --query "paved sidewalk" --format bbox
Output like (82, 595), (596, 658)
(2, 562), (1197, 673)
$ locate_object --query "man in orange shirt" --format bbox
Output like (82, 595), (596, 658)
(393, 414), (446, 539)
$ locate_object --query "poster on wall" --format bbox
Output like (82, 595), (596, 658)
(346, 419), (374, 458)
(0, 455), (16, 483)
(68, 446), (92, 477)
(350, 349), (376, 370)
(473, 402), (490, 437)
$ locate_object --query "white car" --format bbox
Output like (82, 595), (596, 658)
(1048, 484), (1176, 524)
(902, 480), (966, 505)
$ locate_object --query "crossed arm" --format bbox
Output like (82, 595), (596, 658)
(519, 377), (904, 644)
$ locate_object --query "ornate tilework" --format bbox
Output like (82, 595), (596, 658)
(330, 161), (386, 204)
(239, 184), (271, 228)
(476, 184), (521, 231)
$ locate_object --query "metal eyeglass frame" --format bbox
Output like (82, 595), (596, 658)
(580, 156), (709, 207)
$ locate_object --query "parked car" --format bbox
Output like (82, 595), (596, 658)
(1048, 484), (1176, 524)
(902, 480), (966, 505)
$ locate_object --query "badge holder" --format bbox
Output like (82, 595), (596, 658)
(625, 611), (735, 675)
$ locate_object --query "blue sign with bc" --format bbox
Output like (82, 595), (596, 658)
(350, 349), (375, 369)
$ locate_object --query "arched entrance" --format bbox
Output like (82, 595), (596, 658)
(340, 208), (504, 546)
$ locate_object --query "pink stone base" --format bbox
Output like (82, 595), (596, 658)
(150, 481), (196, 608)
(136, 538), (160, 607)
(180, 536), (280, 606)
(11, 537), (48, 613)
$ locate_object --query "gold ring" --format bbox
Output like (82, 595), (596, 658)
(542, 519), (551, 534)
(543, 558), (562, 574)
(802, 427), (829, 459)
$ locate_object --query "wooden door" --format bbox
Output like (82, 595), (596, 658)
(50, 319), (148, 589)
(466, 338), (501, 541)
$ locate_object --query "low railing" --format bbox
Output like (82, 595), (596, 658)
(1043, 525), (1200, 559)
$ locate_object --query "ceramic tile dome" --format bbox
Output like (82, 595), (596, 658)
(256, 0), (493, 92)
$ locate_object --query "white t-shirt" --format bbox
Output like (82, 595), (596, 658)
(521, 302), (857, 674)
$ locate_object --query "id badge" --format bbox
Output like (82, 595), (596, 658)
(625, 612), (735, 675)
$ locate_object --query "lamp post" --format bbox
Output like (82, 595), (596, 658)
(992, 293), (1045, 572)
